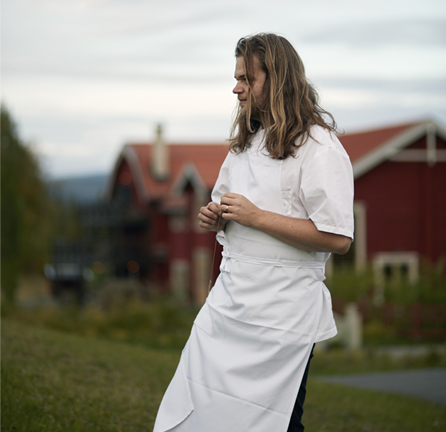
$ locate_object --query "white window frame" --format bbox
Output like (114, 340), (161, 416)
(372, 252), (419, 305)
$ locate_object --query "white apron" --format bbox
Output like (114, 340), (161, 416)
(153, 133), (340, 432)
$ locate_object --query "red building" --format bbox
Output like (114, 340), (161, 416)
(105, 126), (228, 304)
(340, 119), (446, 301)
(106, 120), (446, 303)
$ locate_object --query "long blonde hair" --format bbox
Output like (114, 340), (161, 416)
(229, 33), (337, 159)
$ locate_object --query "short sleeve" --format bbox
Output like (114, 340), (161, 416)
(211, 151), (232, 203)
(299, 144), (354, 238)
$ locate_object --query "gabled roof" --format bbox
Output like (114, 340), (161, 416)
(339, 119), (446, 178)
(107, 118), (446, 203)
(340, 122), (416, 163)
(109, 142), (229, 202)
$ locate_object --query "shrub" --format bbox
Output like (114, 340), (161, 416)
(4, 298), (199, 350)
(327, 260), (446, 305)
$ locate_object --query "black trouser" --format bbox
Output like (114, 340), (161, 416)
(287, 344), (315, 432)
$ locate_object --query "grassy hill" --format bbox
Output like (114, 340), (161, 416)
(2, 319), (445, 431)
(2, 319), (179, 431)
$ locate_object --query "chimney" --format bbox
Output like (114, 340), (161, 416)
(152, 123), (169, 181)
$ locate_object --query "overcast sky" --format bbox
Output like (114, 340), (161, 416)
(2, 0), (446, 178)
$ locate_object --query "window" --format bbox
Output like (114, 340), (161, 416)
(373, 252), (419, 305)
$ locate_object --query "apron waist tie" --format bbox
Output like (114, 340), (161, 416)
(220, 251), (325, 273)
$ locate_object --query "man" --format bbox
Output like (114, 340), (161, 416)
(153, 33), (354, 432)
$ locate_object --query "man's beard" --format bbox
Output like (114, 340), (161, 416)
(250, 104), (262, 122)
(248, 96), (266, 123)
(240, 104), (262, 133)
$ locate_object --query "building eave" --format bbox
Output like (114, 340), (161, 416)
(171, 163), (208, 196)
(104, 144), (151, 202)
(353, 119), (446, 179)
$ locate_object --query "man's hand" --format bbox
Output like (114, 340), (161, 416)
(219, 192), (351, 254)
(198, 202), (227, 232)
(220, 192), (261, 227)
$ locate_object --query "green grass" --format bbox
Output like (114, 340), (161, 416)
(2, 319), (180, 432)
(2, 319), (446, 431)
(303, 380), (445, 432)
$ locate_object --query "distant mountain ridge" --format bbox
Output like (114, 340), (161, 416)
(47, 174), (109, 204)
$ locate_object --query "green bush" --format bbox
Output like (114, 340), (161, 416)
(362, 320), (398, 346)
(4, 298), (199, 350)
(326, 265), (374, 303)
(1, 105), (57, 304)
(327, 260), (446, 305)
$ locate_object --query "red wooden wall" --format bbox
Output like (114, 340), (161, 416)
(354, 136), (446, 262)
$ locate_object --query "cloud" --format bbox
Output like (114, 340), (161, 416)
(315, 77), (446, 93)
(3, 0), (446, 178)
(317, 77), (446, 114)
(84, 4), (232, 39)
(1, 0), (235, 82)
(321, 87), (445, 110)
(1, 75), (235, 119)
(302, 18), (446, 48)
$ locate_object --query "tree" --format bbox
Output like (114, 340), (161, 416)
(1, 105), (56, 305)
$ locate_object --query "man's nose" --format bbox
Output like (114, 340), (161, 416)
(233, 82), (242, 94)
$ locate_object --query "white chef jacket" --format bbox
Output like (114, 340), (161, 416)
(153, 125), (354, 432)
